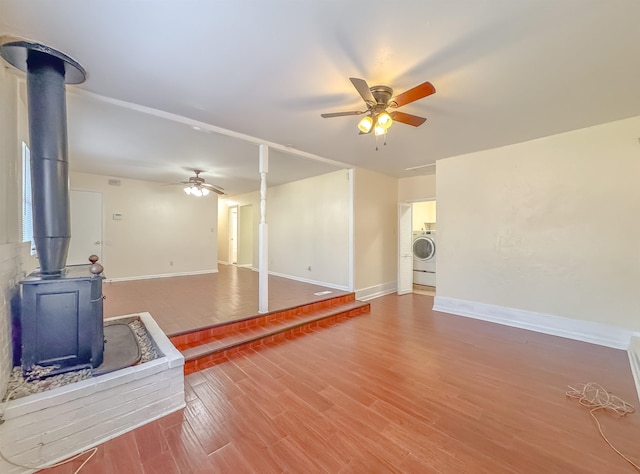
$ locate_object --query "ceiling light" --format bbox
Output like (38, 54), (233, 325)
(184, 184), (210, 197)
(377, 111), (393, 130)
(374, 124), (386, 136)
(358, 115), (373, 133)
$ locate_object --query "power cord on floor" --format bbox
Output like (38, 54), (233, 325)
(566, 382), (640, 472)
(0, 446), (97, 474)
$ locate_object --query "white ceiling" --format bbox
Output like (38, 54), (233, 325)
(2, 1), (640, 197)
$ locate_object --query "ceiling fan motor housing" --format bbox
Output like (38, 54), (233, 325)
(370, 85), (393, 107)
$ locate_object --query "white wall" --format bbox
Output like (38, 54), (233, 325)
(354, 168), (398, 295)
(218, 170), (351, 289)
(398, 173), (436, 202)
(70, 172), (218, 280)
(437, 116), (640, 331)
(268, 170), (350, 288)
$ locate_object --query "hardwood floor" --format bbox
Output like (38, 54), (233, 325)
(41, 293), (640, 473)
(102, 265), (351, 335)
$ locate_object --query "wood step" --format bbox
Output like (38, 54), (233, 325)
(170, 297), (370, 374)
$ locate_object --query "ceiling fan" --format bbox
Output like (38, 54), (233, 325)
(321, 77), (436, 136)
(178, 170), (225, 197)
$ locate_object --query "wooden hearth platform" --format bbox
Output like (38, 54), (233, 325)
(169, 293), (369, 374)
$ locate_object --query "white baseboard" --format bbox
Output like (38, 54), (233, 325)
(105, 268), (218, 283)
(433, 296), (636, 350)
(217, 260), (232, 265)
(629, 337), (640, 402)
(356, 281), (397, 301)
(268, 270), (350, 292)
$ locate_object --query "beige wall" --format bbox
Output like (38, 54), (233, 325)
(219, 168), (399, 293)
(0, 67), (24, 396)
(237, 204), (254, 267)
(398, 173), (436, 202)
(437, 116), (640, 331)
(0, 70), (23, 245)
(218, 170), (351, 289)
(71, 172), (218, 280)
(354, 167), (398, 292)
(217, 203), (230, 263)
(268, 170), (350, 288)
(412, 200), (436, 232)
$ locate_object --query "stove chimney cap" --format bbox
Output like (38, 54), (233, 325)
(0, 36), (86, 84)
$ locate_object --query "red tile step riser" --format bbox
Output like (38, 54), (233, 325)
(183, 304), (370, 375)
(170, 293), (356, 351)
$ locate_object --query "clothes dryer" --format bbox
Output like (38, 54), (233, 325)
(413, 231), (436, 286)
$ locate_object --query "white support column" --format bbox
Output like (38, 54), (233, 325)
(258, 144), (269, 313)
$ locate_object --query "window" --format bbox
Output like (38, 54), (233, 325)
(22, 141), (35, 254)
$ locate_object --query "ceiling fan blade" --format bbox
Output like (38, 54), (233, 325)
(349, 77), (376, 105)
(390, 81), (436, 108)
(389, 111), (427, 127)
(203, 184), (223, 190)
(207, 187), (225, 195)
(202, 182), (224, 192)
(321, 111), (365, 118)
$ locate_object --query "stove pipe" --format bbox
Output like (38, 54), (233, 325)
(0, 39), (86, 275)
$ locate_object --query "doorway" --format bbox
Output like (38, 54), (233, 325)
(237, 204), (253, 268)
(398, 199), (437, 296)
(229, 206), (238, 264)
(69, 190), (103, 265)
(412, 200), (436, 295)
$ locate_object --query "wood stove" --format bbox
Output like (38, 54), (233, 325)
(0, 39), (105, 375)
(20, 265), (104, 373)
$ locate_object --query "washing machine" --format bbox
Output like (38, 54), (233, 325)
(413, 231), (436, 286)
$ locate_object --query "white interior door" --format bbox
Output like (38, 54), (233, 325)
(69, 190), (103, 265)
(398, 202), (413, 295)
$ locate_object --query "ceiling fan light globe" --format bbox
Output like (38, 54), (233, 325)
(377, 111), (392, 130)
(374, 124), (386, 136)
(358, 115), (373, 133)
(184, 187), (192, 195)
(201, 188), (210, 196)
